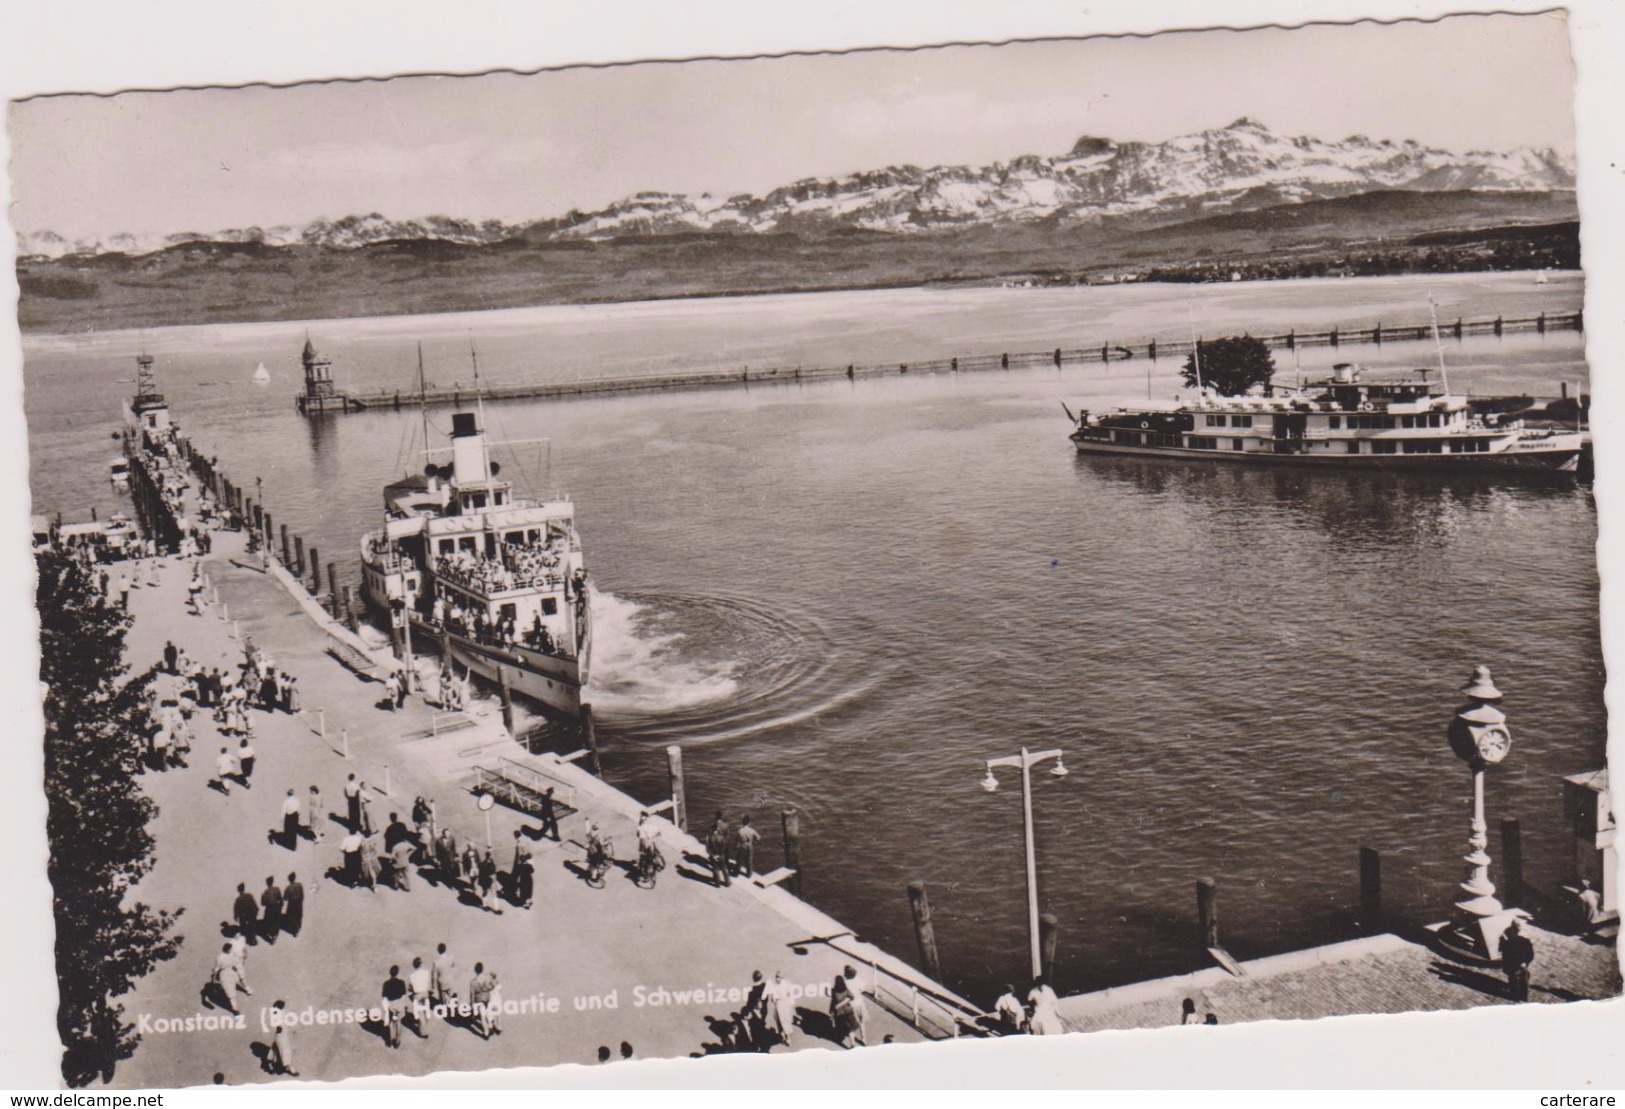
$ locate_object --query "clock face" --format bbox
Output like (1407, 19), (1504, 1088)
(1475, 724), (1512, 764)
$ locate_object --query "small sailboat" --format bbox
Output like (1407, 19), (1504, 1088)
(252, 361), (271, 384)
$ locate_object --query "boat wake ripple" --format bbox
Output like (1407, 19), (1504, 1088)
(586, 587), (891, 746)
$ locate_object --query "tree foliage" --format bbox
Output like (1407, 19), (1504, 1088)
(37, 551), (181, 1087)
(1181, 334), (1276, 396)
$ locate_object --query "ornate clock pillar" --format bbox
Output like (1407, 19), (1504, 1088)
(1437, 665), (1529, 963)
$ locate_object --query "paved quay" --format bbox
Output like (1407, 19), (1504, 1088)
(111, 529), (974, 1087)
(1058, 929), (1620, 1034)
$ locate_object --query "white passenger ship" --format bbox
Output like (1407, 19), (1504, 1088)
(359, 408), (592, 718)
(1069, 363), (1587, 472)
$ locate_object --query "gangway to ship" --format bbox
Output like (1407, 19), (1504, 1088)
(325, 634), (383, 681)
(470, 756), (579, 821)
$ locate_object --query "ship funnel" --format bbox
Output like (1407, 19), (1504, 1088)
(1332, 363), (1358, 384)
(449, 411), (488, 483)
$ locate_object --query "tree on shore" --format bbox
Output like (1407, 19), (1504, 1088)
(1181, 335), (1276, 396)
(37, 550), (181, 1087)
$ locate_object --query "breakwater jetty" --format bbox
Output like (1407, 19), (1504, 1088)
(302, 309), (1583, 416)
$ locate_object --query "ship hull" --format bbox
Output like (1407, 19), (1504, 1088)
(408, 615), (588, 720)
(1071, 436), (1585, 473)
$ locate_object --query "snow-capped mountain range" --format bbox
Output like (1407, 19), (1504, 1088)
(18, 118), (1574, 260)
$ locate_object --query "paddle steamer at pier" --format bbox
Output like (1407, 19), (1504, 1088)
(1069, 362), (1588, 472)
(359, 407), (593, 718)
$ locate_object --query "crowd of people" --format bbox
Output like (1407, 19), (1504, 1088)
(433, 539), (567, 597)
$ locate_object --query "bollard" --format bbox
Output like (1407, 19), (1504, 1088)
(1052, 347), (1061, 367)
(233, 620), (240, 641)
(280, 524), (291, 567)
(781, 808), (802, 896)
(1040, 912), (1059, 982)
(1197, 877), (1220, 951)
(293, 536), (305, 576)
(1501, 817), (1524, 903)
(907, 880), (944, 983)
(1148, 339), (1157, 360)
(384, 764), (391, 797)
(1330, 327), (1339, 347)
(667, 745), (688, 833)
(1455, 318), (1464, 340)
(581, 703), (602, 777)
(497, 665), (514, 735)
(1359, 846), (1382, 934)
(317, 709), (326, 741)
(341, 727), (349, 759)
(1373, 323), (1383, 345)
(220, 601), (229, 623)
(1494, 316), (1503, 336)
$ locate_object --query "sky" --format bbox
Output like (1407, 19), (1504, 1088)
(6, 11), (1577, 242)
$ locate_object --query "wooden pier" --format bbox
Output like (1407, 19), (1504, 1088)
(312, 309), (1584, 416)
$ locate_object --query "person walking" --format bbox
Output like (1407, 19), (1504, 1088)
(537, 787), (560, 841)
(407, 957), (433, 1039)
(381, 966), (408, 1049)
(732, 814), (761, 880)
(283, 874), (305, 938)
(706, 812), (732, 887)
(390, 836), (415, 892)
(1026, 974), (1063, 1036)
(307, 785), (327, 845)
(435, 827), (458, 887)
(740, 970), (769, 1052)
(359, 836), (382, 891)
(382, 672), (400, 712)
(340, 830), (364, 887)
(431, 943), (458, 1010)
(478, 849), (504, 914)
(215, 746), (240, 793)
(764, 971), (796, 1047)
(358, 781), (376, 836)
(280, 789), (302, 848)
(1502, 921), (1535, 1002)
(259, 876), (284, 944)
(344, 774), (362, 831)
(163, 640), (179, 675)
(268, 1000), (300, 1076)
(237, 738), (256, 785)
(232, 882), (259, 944)
(994, 985), (1026, 1034)
(511, 831), (534, 910)
(829, 967), (856, 1048)
(394, 667), (409, 709)
(469, 962), (499, 1039)
(211, 943), (247, 1014)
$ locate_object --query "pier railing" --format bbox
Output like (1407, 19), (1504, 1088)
(321, 310), (1583, 414)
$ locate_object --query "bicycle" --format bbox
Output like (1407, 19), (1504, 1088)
(633, 841), (665, 888)
(585, 835), (614, 888)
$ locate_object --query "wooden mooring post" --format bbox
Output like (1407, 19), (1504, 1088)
(581, 703), (602, 777)
(293, 536), (305, 576)
(907, 880), (944, 983)
(1040, 912), (1059, 982)
(1359, 846), (1382, 933)
(308, 548), (320, 593)
(1501, 817), (1524, 903)
(781, 808), (802, 896)
(496, 664), (514, 735)
(666, 745), (687, 832)
(280, 525), (292, 568)
(1198, 876), (1220, 950)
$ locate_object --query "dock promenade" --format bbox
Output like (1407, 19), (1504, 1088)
(108, 527), (978, 1086)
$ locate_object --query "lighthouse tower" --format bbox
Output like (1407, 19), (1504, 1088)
(296, 335), (356, 414)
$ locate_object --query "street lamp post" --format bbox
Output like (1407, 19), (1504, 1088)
(981, 746), (1068, 979)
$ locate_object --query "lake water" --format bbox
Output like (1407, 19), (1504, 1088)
(24, 271), (1603, 1003)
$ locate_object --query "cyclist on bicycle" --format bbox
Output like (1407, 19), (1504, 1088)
(585, 821), (610, 882)
(636, 812), (662, 880)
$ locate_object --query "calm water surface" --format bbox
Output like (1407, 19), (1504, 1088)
(25, 272), (1603, 1002)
